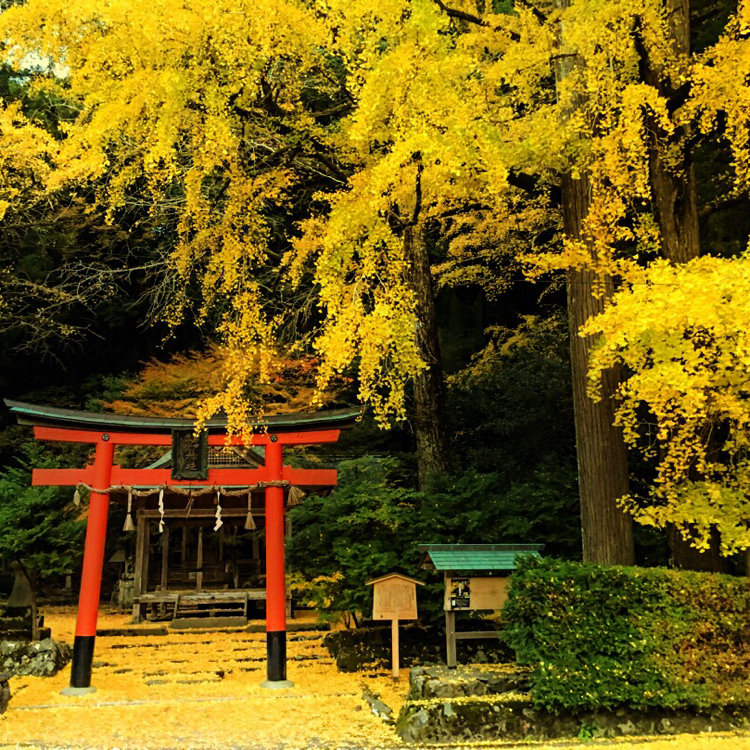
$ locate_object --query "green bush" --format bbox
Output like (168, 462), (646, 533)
(503, 557), (750, 712)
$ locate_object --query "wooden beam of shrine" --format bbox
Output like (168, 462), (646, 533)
(34, 427), (172, 445)
(283, 467), (338, 486)
(209, 430), (341, 446)
(110, 467), (269, 486)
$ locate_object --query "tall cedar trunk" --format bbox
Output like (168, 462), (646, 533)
(642, 0), (724, 570)
(563, 175), (636, 564)
(556, 0), (634, 564)
(404, 222), (449, 488)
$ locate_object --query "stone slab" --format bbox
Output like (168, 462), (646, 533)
(170, 617), (247, 630)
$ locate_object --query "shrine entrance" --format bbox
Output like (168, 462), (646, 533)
(5, 399), (359, 693)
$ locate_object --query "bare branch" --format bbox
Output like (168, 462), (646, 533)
(432, 0), (487, 26)
(699, 195), (750, 221)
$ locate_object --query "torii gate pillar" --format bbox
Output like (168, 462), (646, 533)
(261, 439), (291, 687)
(62, 437), (114, 695)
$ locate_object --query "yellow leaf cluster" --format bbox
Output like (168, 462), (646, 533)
(584, 255), (750, 553)
(0, 0), (325, 429)
(0, 99), (51, 222)
(690, 1), (750, 191)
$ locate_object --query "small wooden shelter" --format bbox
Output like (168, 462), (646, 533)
(419, 543), (543, 667)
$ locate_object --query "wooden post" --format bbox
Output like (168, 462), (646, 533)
(445, 610), (457, 668)
(132, 511), (147, 623)
(391, 619), (400, 679)
(196, 527), (203, 592)
(160, 524), (170, 592)
(252, 532), (260, 575)
(180, 525), (187, 566)
(142, 520), (151, 596)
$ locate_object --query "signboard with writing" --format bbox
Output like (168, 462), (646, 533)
(444, 576), (509, 611)
(172, 429), (208, 480)
(447, 577), (471, 610)
(371, 575), (419, 621)
(367, 573), (424, 679)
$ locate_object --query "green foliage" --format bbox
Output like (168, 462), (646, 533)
(0, 443), (85, 578)
(503, 557), (750, 712)
(287, 456), (422, 622)
(448, 313), (575, 480)
(288, 455), (581, 624)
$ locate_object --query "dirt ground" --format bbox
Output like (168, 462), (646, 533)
(0, 608), (748, 749)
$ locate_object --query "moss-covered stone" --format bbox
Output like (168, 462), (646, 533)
(396, 697), (750, 744)
(409, 664), (530, 700)
(0, 637), (71, 677)
(323, 623), (512, 672)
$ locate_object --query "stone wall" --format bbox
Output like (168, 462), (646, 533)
(396, 666), (750, 744)
(0, 638), (72, 677)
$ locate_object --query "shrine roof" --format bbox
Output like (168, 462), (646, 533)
(4, 399), (361, 434)
(418, 544), (543, 572)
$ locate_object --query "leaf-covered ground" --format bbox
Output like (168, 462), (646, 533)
(0, 608), (748, 749)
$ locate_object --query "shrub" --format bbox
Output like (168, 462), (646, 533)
(503, 557), (750, 712)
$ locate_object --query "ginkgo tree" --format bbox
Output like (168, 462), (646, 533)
(585, 255), (750, 555)
(3, 0), (750, 564)
(288, 0), (554, 485)
(0, 0), (346, 404)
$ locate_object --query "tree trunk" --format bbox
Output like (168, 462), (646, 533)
(404, 221), (449, 488)
(642, 0), (701, 264)
(641, 0), (724, 571)
(562, 175), (635, 564)
(555, 0), (634, 564)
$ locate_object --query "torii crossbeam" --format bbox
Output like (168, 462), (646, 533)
(4, 399), (359, 694)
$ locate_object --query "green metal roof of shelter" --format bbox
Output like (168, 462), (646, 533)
(418, 544), (543, 572)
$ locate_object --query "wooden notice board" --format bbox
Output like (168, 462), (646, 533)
(444, 576), (509, 611)
(367, 573), (423, 679)
(371, 576), (419, 621)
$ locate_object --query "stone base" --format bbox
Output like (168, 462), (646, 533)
(324, 624), (512, 672)
(170, 617), (247, 630)
(60, 685), (96, 696)
(260, 679), (294, 690)
(1, 637), (71, 677)
(396, 666), (750, 744)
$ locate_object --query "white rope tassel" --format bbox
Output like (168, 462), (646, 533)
(158, 488), (165, 533)
(214, 489), (223, 531)
(73, 486), (81, 507)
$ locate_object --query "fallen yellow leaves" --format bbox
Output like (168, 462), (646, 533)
(1, 609), (749, 749)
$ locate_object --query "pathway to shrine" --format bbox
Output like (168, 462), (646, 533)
(1, 608), (406, 748)
(1, 609), (748, 750)
(5, 399), (359, 693)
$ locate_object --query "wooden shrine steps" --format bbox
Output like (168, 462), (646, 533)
(133, 588), (292, 623)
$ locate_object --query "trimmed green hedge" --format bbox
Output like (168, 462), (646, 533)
(502, 557), (750, 712)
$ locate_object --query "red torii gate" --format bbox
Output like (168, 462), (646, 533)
(5, 399), (359, 694)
